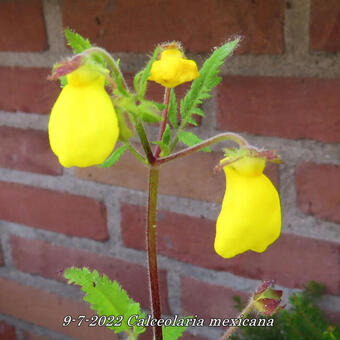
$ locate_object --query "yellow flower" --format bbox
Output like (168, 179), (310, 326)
(148, 48), (199, 88)
(215, 156), (281, 258)
(48, 65), (119, 167)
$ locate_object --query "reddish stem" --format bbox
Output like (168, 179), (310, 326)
(154, 87), (171, 158)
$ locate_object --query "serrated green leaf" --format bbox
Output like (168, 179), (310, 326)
(64, 28), (92, 53)
(162, 317), (191, 340)
(138, 46), (160, 99)
(191, 107), (205, 117)
(162, 124), (171, 145)
(177, 130), (211, 152)
(98, 144), (128, 168)
(63, 267), (145, 335)
(180, 39), (239, 125)
(168, 89), (178, 128)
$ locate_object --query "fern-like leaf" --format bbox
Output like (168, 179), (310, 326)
(63, 267), (146, 335)
(180, 39), (239, 125)
(64, 28), (92, 53)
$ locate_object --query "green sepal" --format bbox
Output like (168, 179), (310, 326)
(98, 144), (128, 168)
(60, 75), (67, 88)
(63, 267), (146, 335)
(177, 130), (211, 152)
(116, 109), (134, 142)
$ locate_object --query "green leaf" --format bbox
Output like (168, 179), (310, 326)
(60, 76), (67, 88)
(162, 124), (171, 146)
(138, 45), (160, 99)
(64, 28), (92, 53)
(180, 39), (239, 124)
(162, 322), (188, 340)
(168, 89), (178, 129)
(177, 130), (211, 152)
(63, 267), (145, 335)
(98, 144), (128, 168)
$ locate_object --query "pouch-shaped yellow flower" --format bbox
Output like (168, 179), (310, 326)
(215, 156), (281, 258)
(48, 65), (119, 167)
(149, 48), (199, 88)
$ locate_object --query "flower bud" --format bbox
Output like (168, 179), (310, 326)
(252, 280), (285, 316)
(214, 154), (281, 258)
(48, 65), (119, 167)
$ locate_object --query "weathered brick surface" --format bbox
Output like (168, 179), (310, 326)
(0, 0), (47, 52)
(296, 162), (340, 224)
(0, 67), (59, 114)
(0, 321), (16, 340)
(310, 0), (340, 52)
(22, 330), (50, 340)
(0, 126), (62, 175)
(11, 235), (170, 314)
(217, 76), (340, 143)
(0, 182), (108, 240)
(62, 0), (284, 54)
(77, 150), (278, 203)
(121, 203), (340, 295)
(181, 276), (247, 321)
(0, 277), (117, 339)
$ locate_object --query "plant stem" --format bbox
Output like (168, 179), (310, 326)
(155, 132), (249, 166)
(134, 119), (155, 164)
(147, 166), (163, 340)
(154, 87), (171, 158)
(220, 302), (253, 340)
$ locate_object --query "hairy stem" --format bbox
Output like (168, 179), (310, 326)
(155, 132), (249, 166)
(147, 166), (163, 340)
(154, 87), (171, 158)
(220, 302), (253, 340)
(82, 47), (129, 90)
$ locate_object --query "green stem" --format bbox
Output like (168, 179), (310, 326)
(155, 132), (249, 166)
(220, 302), (253, 340)
(147, 166), (163, 340)
(154, 87), (171, 158)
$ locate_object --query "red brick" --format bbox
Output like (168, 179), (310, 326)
(0, 0), (47, 52)
(0, 321), (16, 340)
(296, 163), (340, 224)
(310, 0), (340, 52)
(76, 150), (278, 203)
(62, 0), (284, 54)
(181, 276), (247, 322)
(0, 67), (59, 114)
(217, 76), (340, 143)
(0, 277), (117, 339)
(121, 203), (340, 295)
(11, 235), (170, 314)
(0, 181), (108, 240)
(22, 330), (49, 340)
(323, 309), (340, 326)
(0, 126), (62, 175)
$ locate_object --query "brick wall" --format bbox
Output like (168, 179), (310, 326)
(0, 1), (339, 339)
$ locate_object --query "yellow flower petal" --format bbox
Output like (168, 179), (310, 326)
(215, 156), (281, 258)
(149, 48), (199, 88)
(48, 65), (119, 167)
